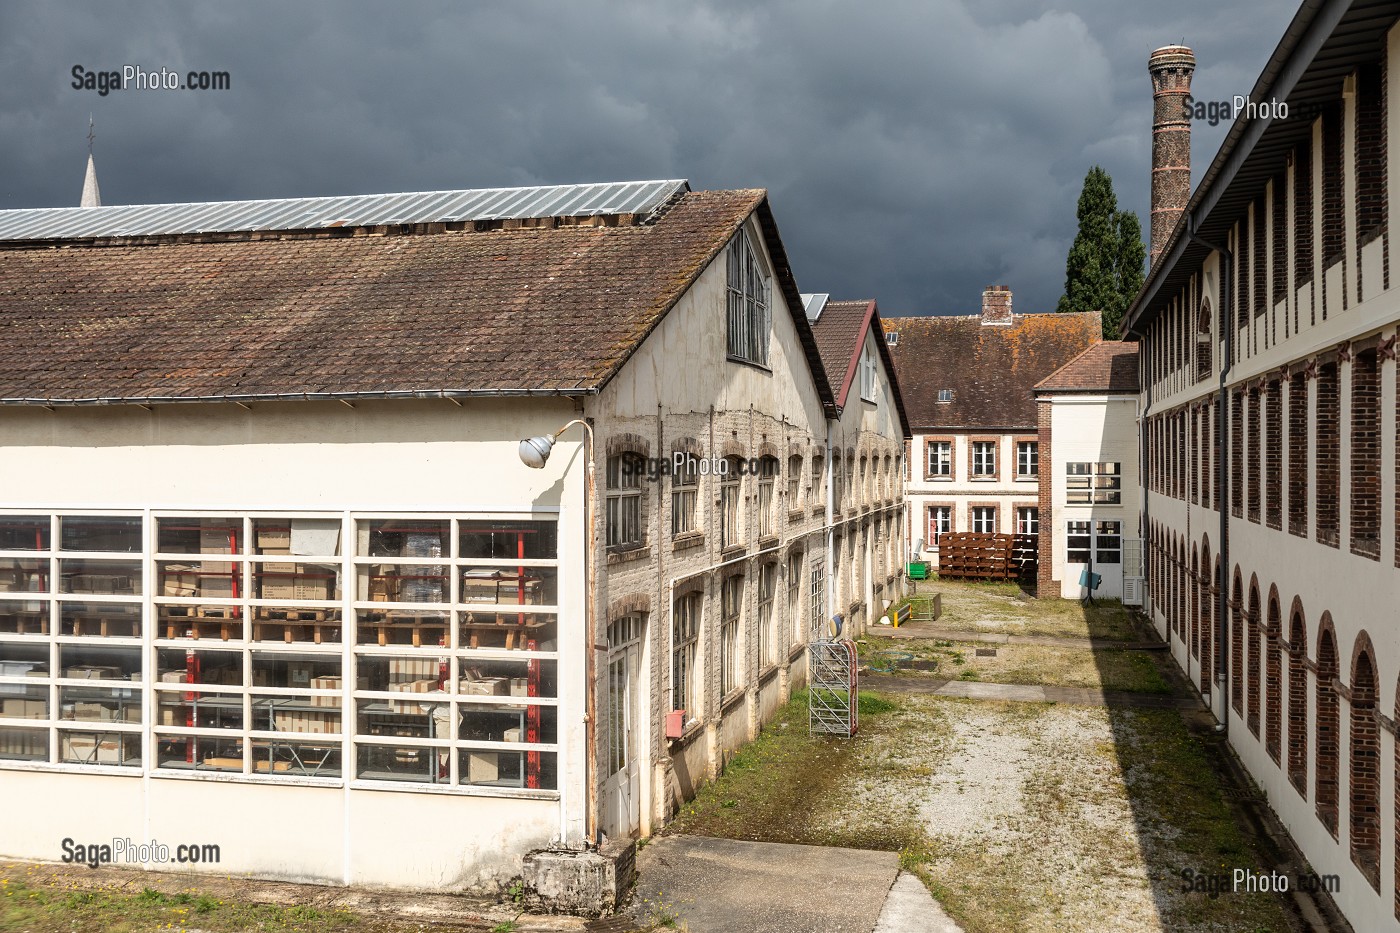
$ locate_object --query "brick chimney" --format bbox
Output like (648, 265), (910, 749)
(1148, 45), (1195, 266)
(981, 285), (1012, 326)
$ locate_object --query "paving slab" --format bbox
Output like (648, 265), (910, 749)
(872, 872), (963, 933)
(861, 673), (1203, 709)
(633, 835), (899, 933)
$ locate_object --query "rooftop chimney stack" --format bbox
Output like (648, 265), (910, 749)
(981, 285), (1012, 325)
(1148, 45), (1195, 266)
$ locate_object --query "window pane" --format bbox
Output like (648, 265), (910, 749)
(61, 730), (140, 767)
(461, 567), (556, 606)
(59, 685), (141, 723)
(59, 559), (142, 595)
(459, 610), (557, 652)
(459, 521), (556, 560)
(60, 601), (142, 638)
(58, 644), (142, 682)
(60, 516), (142, 553)
(357, 519), (448, 558)
(0, 559), (50, 594)
(156, 518), (243, 556)
(0, 517), (50, 551)
(250, 738), (341, 777)
(0, 726), (47, 761)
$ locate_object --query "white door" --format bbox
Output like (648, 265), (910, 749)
(602, 615), (642, 839)
(1121, 538), (1145, 606)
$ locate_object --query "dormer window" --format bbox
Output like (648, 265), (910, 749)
(937, 389), (954, 403)
(885, 332), (899, 347)
(725, 227), (770, 366)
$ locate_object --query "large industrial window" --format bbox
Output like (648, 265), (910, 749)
(605, 455), (643, 549)
(787, 553), (804, 646)
(0, 512), (562, 796)
(809, 562), (825, 638)
(757, 563), (777, 669)
(757, 457), (778, 539)
(725, 227), (770, 366)
(720, 576), (743, 697)
(671, 455), (698, 537)
(720, 458), (743, 549)
(1066, 462), (1122, 504)
(786, 455), (802, 511)
(671, 592), (700, 719)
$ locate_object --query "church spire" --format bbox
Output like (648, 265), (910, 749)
(80, 116), (100, 208)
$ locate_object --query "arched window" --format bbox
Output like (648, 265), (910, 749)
(1287, 601), (1307, 796)
(1265, 591), (1282, 764)
(1315, 620), (1340, 836)
(1349, 637), (1380, 890)
(1247, 579), (1261, 737)
(1231, 571), (1244, 715)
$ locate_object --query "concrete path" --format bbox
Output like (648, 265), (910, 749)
(872, 872), (963, 933)
(634, 835), (950, 933)
(861, 672), (1204, 709)
(868, 622), (1164, 651)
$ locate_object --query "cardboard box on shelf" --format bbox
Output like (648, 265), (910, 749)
(287, 663), (314, 689)
(71, 702), (112, 721)
(503, 727), (522, 743)
(158, 670), (188, 684)
(509, 678), (530, 697)
(260, 548), (296, 574)
(162, 573), (199, 597)
(70, 574), (134, 595)
(63, 666), (122, 680)
(158, 706), (181, 726)
(120, 705), (141, 722)
(260, 579), (297, 600)
(310, 676), (342, 707)
(1, 698), (44, 718)
(199, 528), (236, 555)
(388, 678), (437, 713)
(200, 576), (237, 599)
(293, 578), (332, 601)
(462, 677), (508, 696)
(257, 529), (292, 549)
(466, 751), (498, 783)
(389, 658), (437, 683)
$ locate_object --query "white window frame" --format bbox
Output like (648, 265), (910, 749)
(720, 576), (743, 697)
(720, 458), (743, 549)
(971, 506), (997, 534)
(971, 441), (997, 478)
(605, 454), (643, 549)
(0, 510), (564, 799)
(926, 441), (951, 478)
(1016, 507), (1039, 536)
(757, 563), (777, 669)
(671, 592), (700, 718)
(1016, 441), (1039, 479)
(927, 505), (952, 545)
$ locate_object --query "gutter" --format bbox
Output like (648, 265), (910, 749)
(1185, 219), (1233, 737)
(0, 387), (599, 407)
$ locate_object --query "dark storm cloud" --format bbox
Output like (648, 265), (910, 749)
(0, 0), (1296, 316)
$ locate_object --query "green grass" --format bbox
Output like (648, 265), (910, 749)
(669, 689), (919, 852)
(0, 877), (360, 932)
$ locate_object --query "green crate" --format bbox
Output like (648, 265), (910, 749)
(907, 561), (931, 580)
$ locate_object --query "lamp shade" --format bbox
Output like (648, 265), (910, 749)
(518, 435), (555, 469)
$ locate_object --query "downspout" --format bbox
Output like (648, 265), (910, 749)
(825, 422), (836, 634)
(1185, 219), (1232, 736)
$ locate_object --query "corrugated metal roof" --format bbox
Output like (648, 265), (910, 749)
(0, 179), (689, 242)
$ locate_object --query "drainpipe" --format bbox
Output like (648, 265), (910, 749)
(1185, 219), (1232, 737)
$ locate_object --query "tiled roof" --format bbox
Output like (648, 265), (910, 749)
(808, 298), (910, 435)
(0, 188), (832, 405)
(1035, 341), (1139, 394)
(885, 312), (1101, 430)
(810, 300), (870, 404)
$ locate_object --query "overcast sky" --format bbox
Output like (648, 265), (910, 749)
(0, 0), (1298, 317)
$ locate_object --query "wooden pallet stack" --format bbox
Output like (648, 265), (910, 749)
(936, 532), (1018, 581)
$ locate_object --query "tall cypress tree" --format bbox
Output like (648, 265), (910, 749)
(1057, 166), (1146, 340)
